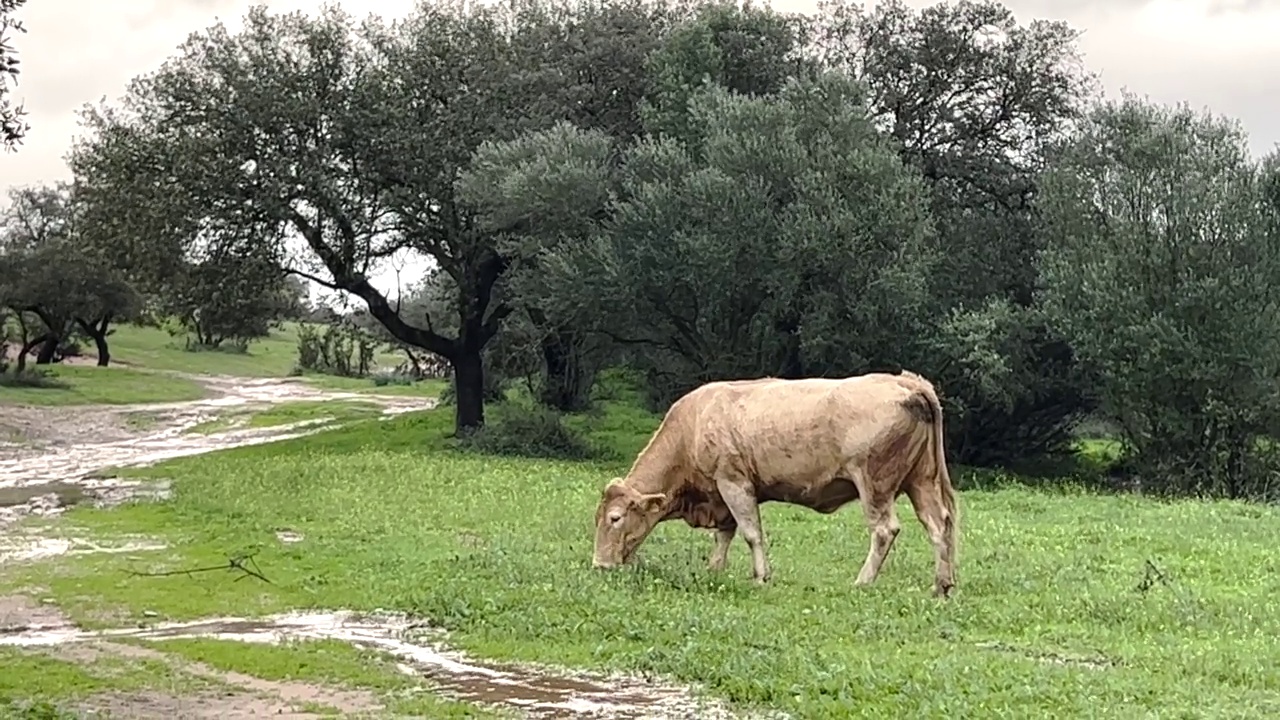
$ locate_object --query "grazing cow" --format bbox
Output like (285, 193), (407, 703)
(591, 370), (959, 597)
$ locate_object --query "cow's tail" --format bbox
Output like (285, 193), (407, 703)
(904, 372), (958, 564)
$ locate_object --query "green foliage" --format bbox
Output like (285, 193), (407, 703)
(457, 121), (622, 412)
(1037, 94), (1280, 500)
(458, 400), (602, 461)
(640, 1), (815, 142)
(294, 322), (377, 378)
(814, 0), (1098, 465)
(0, 182), (142, 366)
(159, 249), (294, 352)
(544, 73), (937, 406)
(0, 0), (26, 150)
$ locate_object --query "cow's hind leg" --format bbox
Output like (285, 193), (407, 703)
(708, 527), (736, 571)
(854, 488), (901, 587)
(905, 481), (956, 598)
(715, 477), (770, 583)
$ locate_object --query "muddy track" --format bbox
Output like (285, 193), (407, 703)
(0, 608), (739, 719)
(0, 374), (435, 525)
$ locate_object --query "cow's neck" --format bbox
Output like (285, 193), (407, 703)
(621, 425), (682, 498)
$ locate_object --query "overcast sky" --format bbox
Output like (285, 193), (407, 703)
(1, 0), (1277, 300)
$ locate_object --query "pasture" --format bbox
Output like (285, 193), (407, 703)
(3, 363), (1280, 717)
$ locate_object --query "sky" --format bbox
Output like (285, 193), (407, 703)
(2, 0), (1278, 303)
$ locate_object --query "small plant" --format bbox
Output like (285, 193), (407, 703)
(371, 369), (415, 387)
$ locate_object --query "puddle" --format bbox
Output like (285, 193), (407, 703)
(0, 534), (168, 564)
(0, 610), (744, 719)
(0, 376), (437, 552)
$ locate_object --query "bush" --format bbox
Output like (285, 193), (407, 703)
(459, 402), (599, 460)
(371, 369), (415, 387)
(295, 322), (376, 378)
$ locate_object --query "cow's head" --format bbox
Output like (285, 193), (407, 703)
(592, 478), (666, 569)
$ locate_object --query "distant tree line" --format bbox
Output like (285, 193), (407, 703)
(4, 0), (1280, 501)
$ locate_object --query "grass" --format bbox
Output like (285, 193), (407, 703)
(0, 366), (207, 406)
(102, 323), (307, 377)
(0, 647), (208, 710)
(6, 393), (1280, 718)
(0, 323), (439, 406)
(102, 322), (406, 377)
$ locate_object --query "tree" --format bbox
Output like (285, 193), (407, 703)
(456, 121), (621, 411)
(1037, 95), (1280, 500)
(0, 183), (141, 366)
(541, 74), (937, 407)
(70, 0), (688, 435)
(1, 0), (27, 150)
(812, 0), (1099, 465)
(640, 0), (817, 142)
(159, 246), (294, 351)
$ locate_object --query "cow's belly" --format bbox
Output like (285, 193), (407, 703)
(758, 475), (861, 514)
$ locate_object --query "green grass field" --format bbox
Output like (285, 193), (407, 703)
(0, 365), (207, 406)
(6, 391), (1280, 717)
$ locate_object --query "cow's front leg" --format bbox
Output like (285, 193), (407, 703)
(715, 477), (770, 583)
(708, 527), (735, 571)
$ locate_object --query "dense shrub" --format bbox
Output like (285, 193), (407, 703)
(458, 401), (600, 461)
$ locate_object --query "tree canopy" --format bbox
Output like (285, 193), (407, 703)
(47, 0), (1280, 502)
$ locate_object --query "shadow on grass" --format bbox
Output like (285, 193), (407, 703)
(0, 368), (72, 391)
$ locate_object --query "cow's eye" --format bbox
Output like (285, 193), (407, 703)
(608, 512), (623, 525)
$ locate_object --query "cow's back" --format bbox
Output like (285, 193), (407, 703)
(680, 374), (918, 487)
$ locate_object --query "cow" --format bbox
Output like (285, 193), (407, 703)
(591, 370), (959, 597)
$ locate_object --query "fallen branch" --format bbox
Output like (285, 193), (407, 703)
(126, 552), (271, 584)
(1136, 558), (1172, 594)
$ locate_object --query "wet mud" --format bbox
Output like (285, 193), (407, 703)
(0, 609), (740, 719)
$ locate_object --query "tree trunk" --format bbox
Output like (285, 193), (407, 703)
(17, 334), (46, 373)
(539, 329), (593, 412)
(35, 335), (59, 365)
(76, 315), (113, 367)
(452, 347), (485, 435)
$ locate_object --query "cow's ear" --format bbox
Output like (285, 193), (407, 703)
(636, 492), (666, 514)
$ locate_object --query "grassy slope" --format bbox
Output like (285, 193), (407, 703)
(0, 365), (207, 406)
(6, 396), (1280, 717)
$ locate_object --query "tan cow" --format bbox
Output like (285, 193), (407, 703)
(591, 370), (959, 597)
